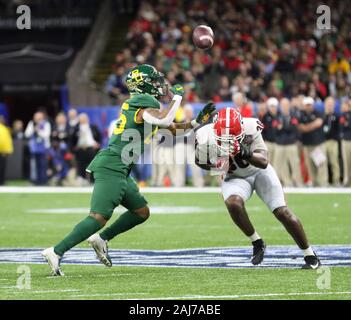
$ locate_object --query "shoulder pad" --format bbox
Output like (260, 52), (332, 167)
(243, 118), (264, 137)
(128, 93), (160, 109)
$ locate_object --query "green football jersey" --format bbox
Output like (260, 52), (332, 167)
(87, 93), (160, 176)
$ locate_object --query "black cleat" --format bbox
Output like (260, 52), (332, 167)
(301, 253), (321, 269)
(251, 239), (266, 265)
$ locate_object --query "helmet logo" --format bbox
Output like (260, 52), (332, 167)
(131, 69), (143, 84)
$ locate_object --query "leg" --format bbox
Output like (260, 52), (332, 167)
(99, 176), (149, 241)
(222, 177), (265, 265)
(274, 145), (291, 186)
(329, 140), (340, 185)
(316, 143), (328, 187)
(288, 144), (303, 187)
(255, 165), (320, 268)
(225, 195), (255, 237)
(222, 177), (255, 236)
(341, 140), (348, 185)
(273, 206), (309, 250)
(265, 141), (275, 165)
(303, 146), (315, 186)
(53, 169), (128, 257)
(273, 206), (320, 269)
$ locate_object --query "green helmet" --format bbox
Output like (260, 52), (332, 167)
(126, 64), (167, 98)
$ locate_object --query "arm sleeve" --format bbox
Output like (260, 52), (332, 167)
(142, 95), (182, 127)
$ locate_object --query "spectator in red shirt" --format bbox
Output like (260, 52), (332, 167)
(223, 49), (242, 72)
(232, 92), (253, 118)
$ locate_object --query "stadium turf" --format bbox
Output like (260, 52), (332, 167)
(0, 191), (350, 300)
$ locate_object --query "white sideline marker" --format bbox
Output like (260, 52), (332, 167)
(1, 186), (351, 194)
(26, 206), (218, 215)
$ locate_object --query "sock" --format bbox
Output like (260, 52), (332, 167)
(54, 216), (103, 256)
(303, 246), (314, 257)
(100, 210), (147, 241)
(249, 231), (261, 242)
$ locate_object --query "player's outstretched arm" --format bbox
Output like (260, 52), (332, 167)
(136, 84), (184, 128)
(192, 101), (217, 129)
(167, 101), (217, 136)
(167, 122), (193, 135)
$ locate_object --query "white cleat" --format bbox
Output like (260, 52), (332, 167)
(41, 247), (64, 276)
(88, 234), (112, 267)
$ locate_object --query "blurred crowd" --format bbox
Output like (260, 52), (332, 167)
(0, 110), (102, 186)
(258, 94), (351, 187)
(106, 0), (351, 105)
(1, 92), (351, 188)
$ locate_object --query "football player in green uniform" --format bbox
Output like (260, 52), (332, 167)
(42, 64), (215, 275)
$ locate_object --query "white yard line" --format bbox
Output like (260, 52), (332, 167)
(70, 292), (147, 298)
(4, 289), (81, 294)
(1, 186), (351, 194)
(128, 291), (351, 300)
(30, 289), (81, 294)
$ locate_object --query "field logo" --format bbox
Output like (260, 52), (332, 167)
(16, 5), (31, 30)
(316, 266), (331, 290)
(16, 265), (31, 290)
(1, 245), (351, 269)
(316, 5), (331, 30)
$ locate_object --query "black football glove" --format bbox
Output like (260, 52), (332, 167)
(238, 143), (252, 160)
(193, 101), (216, 128)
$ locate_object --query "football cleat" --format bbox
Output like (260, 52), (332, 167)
(42, 247), (64, 276)
(301, 253), (321, 269)
(251, 239), (266, 265)
(88, 234), (112, 267)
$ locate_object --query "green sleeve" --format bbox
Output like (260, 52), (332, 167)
(128, 94), (160, 109)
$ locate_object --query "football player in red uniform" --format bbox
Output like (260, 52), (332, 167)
(195, 107), (320, 269)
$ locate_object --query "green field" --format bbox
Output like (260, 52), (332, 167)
(0, 191), (350, 300)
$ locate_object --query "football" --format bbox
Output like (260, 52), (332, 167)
(192, 25), (214, 50)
